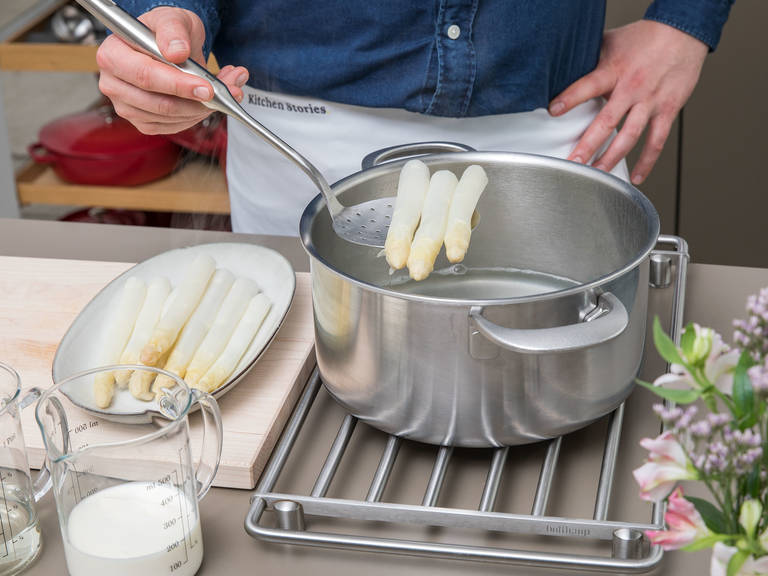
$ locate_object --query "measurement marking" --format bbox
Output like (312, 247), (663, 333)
(171, 467), (189, 566)
(73, 470), (85, 502)
(179, 448), (196, 550)
(0, 472), (9, 559)
(0, 471), (15, 557)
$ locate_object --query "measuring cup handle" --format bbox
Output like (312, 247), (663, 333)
(21, 388), (65, 501)
(191, 389), (223, 500)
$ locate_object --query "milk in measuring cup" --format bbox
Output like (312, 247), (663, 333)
(63, 482), (203, 576)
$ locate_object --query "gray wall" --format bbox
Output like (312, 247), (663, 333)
(606, 1), (765, 267)
(0, 76), (19, 219)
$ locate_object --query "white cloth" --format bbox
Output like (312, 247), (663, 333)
(226, 87), (628, 235)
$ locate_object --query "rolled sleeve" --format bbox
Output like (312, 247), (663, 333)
(644, 0), (735, 51)
(117, 0), (220, 56)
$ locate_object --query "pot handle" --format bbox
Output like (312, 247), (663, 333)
(469, 293), (629, 355)
(361, 141), (476, 170)
(28, 143), (57, 165)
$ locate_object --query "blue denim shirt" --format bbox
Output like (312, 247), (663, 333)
(121, 0), (733, 118)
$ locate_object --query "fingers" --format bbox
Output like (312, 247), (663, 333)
(101, 63), (248, 134)
(97, 36), (213, 101)
(217, 65), (249, 102)
(549, 66), (616, 116)
(567, 94), (632, 165)
(630, 114), (674, 185)
(114, 103), (206, 134)
(150, 11), (194, 63)
(592, 104), (650, 173)
(100, 72), (207, 119)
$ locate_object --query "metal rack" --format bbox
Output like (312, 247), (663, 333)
(245, 235), (689, 573)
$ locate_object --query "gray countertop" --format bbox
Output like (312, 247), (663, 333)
(1, 218), (764, 576)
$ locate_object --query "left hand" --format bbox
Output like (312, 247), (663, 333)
(549, 20), (708, 185)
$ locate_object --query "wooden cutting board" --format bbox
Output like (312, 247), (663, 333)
(0, 255), (315, 489)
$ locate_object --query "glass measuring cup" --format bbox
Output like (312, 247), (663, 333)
(0, 362), (49, 576)
(35, 365), (223, 576)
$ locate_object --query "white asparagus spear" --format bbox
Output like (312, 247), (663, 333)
(152, 268), (235, 393)
(406, 170), (458, 281)
(196, 294), (272, 393)
(114, 277), (171, 387)
(128, 352), (169, 402)
(384, 159), (430, 270)
(444, 165), (488, 263)
(93, 277), (147, 409)
(140, 254), (215, 366)
(184, 277), (259, 387)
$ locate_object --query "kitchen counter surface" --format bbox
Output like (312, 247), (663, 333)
(1, 217), (762, 576)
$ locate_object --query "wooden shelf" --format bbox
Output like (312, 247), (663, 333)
(3, 2), (228, 216)
(0, 0), (95, 72)
(0, 42), (97, 72)
(17, 158), (230, 214)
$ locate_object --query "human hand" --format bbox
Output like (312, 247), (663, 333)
(549, 20), (708, 185)
(96, 6), (249, 135)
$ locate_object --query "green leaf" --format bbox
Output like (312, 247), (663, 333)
(638, 380), (701, 404)
(680, 323), (697, 361)
(686, 496), (729, 535)
(682, 534), (733, 552)
(733, 349), (756, 423)
(747, 465), (761, 500)
(727, 549), (750, 576)
(653, 316), (685, 366)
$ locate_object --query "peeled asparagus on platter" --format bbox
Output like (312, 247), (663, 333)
(444, 165), (488, 263)
(140, 254), (215, 366)
(87, 249), (280, 408)
(196, 293), (272, 393)
(383, 159), (430, 270)
(93, 277), (147, 409)
(152, 269), (235, 393)
(184, 277), (259, 388)
(128, 351), (169, 401)
(114, 277), (171, 387)
(406, 170), (458, 281)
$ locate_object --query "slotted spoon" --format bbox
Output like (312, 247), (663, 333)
(76, 0), (398, 247)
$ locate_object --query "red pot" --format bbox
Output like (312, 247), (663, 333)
(29, 106), (181, 186)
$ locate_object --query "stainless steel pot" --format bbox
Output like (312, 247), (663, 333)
(300, 143), (660, 447)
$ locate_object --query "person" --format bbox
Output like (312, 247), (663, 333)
(96, 1), (733, 235)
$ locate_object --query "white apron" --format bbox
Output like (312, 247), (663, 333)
(226, 87), (628, 235)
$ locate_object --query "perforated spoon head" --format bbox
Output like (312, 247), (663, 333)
(331, 198), (395, 248)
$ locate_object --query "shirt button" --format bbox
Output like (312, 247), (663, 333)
(446, 24), (461, 40)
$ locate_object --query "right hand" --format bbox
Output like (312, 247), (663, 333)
(96, 6), (249, 135)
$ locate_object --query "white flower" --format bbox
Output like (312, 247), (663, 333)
(710, 542), (768, 576)
(654, 325), (740, 394)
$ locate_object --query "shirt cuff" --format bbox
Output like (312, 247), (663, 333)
(644, 0), (734, 51)
(117, 0), (220, 57)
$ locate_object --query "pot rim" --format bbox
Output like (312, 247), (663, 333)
(300, 151), (660, 306)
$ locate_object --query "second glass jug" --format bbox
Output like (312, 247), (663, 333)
(35, 365), (223, 576)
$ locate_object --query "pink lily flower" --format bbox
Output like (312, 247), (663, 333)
(653, 325), (739, 394)
(710, 542), (768, 576)
(633, 432), (698, 501)
(645, 488), (709, 550)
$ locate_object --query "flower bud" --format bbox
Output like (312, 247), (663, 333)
(688, 326), (713, 365)
(740, 499), (763, 538)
